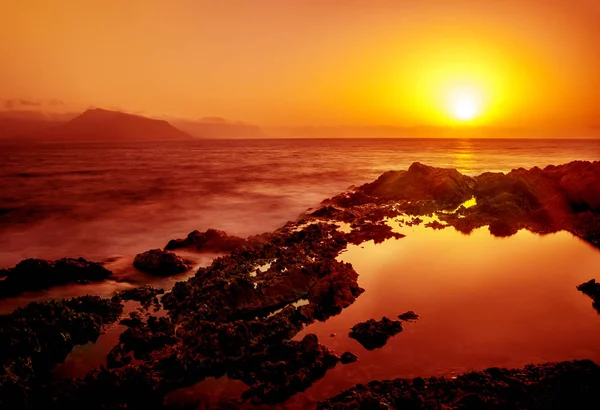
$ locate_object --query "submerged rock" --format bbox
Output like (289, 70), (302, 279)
(0, 257), (112, 298)
(132, 249), (194, 276)
(318, 360), (600, 409)
(165, 228), (248, 252)
(349, 317), (403, 350)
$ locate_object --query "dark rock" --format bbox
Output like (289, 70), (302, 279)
(113, 285), (165, 310)
(0, 257), (112, 298)
(318, 360), (600, 409)
(577, 279), (600, 313)
(230, 334), (340, 405)
(425, 220), (446, 230)
(397, 311), (420, 321)
(340, 352), (358, 364)
(346, 222), (405, 245)
(108, 316), (176, 368)
(133, 249), (194, 276)
(0, 296), (123, 408)
(165, 228), (248, 252)
(349, 317), (403, 350)
(360, 162), (476, 206)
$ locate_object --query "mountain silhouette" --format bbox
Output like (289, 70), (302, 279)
(29, 109), (193, 141)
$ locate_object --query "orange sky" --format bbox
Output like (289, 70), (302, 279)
(1, 0), (599, 127)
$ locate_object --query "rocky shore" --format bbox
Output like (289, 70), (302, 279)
(1, 160), (600, 408)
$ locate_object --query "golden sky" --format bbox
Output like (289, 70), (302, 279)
(1, 0), (599, 127)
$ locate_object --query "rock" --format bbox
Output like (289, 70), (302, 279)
(577, 279), (600, 313)
(340, 352), (358, 364)
(360, 162), (476, 206)
(133, 249), (194, 276)
(346, 222), (405, 245)
(0, 257), (112, 298)
(230, 334), (340, 405)
(108, 316), (176, 368)
(425, 220), (446, 230)
(165, 228), (248, 252)
(113, 285), (165, 310)
(0, 296), (123, 408)
(397, 311), (420, 321)
(318, 360), (600, 409)
(349, 317), (403, 350)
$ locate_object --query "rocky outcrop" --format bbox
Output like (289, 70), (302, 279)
(360, 162), (476, 207)
(0, 257), (112, 298)
(349, 317), (404, 350)
(165, 228), (248, 252)
(318, 360), (600, 409)
(132, 249), (194, 276)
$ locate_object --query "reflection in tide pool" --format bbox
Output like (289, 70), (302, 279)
(168, 225), (600, 409)
(285, 225), (600, 407)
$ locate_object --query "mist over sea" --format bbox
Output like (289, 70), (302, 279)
(1, 138), (599, 267)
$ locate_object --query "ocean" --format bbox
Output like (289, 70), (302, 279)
(1, 138), (599, 268)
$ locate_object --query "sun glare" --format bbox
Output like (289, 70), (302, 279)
(448, 88), (482, 122)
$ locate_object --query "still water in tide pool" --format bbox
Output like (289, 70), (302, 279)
(171, 224), (600, 409)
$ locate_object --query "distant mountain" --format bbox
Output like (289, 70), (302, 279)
(25, 109), (193, 142)
(171, 117), (266, 139)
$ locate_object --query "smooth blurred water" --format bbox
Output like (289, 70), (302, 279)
(1, 138), (599, 267)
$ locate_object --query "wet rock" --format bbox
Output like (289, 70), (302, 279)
(230, 334), (340, 405)
(0, 257), (112, 298)
(349, 317), (403, 350)
(0, 296), (123, 408)
(307, 260), (365, 319)
(108, 316), (176, 368)
(425, 220), (446, 230)
(318, 360), (600, 409)
(397, 311), (420, 321)
(133, 249), (194, 276)
(165, 228), (248, 252)
(341, 352), (358, 364)
(113, 285), (165, 310)
(119, 311), (143, 327)
(311, 205), (342, 219)
(346, 222), (405, 245)
(577, 279), (600, 313)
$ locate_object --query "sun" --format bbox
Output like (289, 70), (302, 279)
(447, 87), (483, 122)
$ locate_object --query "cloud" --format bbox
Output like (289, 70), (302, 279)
(2, 99), (50, 109)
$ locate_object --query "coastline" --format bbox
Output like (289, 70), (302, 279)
(2, 160), (600, 408)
